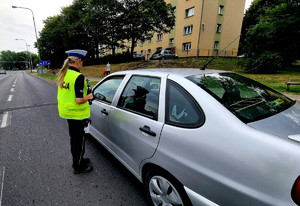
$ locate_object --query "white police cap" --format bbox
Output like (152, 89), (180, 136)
(65, 49), (87, 58)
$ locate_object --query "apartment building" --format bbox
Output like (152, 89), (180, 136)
(135, 0), (246, 59)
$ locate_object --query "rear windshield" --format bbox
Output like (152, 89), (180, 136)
(187, 73), (295, 123)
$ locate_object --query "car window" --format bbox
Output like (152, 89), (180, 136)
(118, 75), (160, 120)
(187, 73), (295, 123)
(166, 80), (205, 128)
(93, 76), (124, 104)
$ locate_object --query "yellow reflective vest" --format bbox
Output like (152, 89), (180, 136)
(57, 69), (90, 119)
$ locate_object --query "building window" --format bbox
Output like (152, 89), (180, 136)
(185, 7), (194, 18)
(169, 38), (174, 44)
(157, 34), (163, 41)
(219, 5), (224, 15)
(214, 41), (219, 50)
(184, 25), (193, 35)
(216, 24), (222, 33)
(173, 7), (176, 13)
(156, 47), (162, 51)
(148, 49), (151, 54)
(141, 50), (143, 55)
(183, 42), (191, 51)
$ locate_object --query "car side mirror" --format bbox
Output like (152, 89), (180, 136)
(94, 93), (106, 101)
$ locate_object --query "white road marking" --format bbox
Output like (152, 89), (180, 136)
(12, 85), (15, 88)
(0, 167), (5, 206)
(0, 112), (11, 128)
(18, 150), (22, 160)
(7, 95), (12, 102)
(10, 88), (14, 92)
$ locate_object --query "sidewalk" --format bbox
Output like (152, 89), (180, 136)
(284, 93), (300, 101)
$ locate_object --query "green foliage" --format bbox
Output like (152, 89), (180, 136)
(245, 51), (284, 73)
(39, 0), (91, 68)
(0, 50), (38, 70)
(240, 0), (300, 73)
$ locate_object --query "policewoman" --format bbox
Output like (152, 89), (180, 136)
(57, 49), (93, 174)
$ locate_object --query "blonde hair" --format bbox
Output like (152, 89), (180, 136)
(57, 56), (79, 88)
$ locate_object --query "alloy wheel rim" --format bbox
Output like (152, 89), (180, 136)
(149, 175), (183, 206)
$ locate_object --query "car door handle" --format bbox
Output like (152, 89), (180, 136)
(101, 109), (108, 115)
(139, 125), (156, 137)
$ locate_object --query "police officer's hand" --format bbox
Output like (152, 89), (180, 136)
(87, 93), (93, 100)
(76, 93), (94, 104)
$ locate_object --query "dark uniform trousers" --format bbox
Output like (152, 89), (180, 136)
(67, 119), (86, 168)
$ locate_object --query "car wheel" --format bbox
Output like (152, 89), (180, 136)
(144, 169), (191, 206)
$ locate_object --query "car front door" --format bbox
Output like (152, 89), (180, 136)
(90, 76), (125, 147)
(108, 75), (163, 174)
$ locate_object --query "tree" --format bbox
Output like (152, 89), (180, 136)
(121, 0), (175, 56)
(240, 0), (300, 73)
(85, 0), (125, 59)
(39, 15), (68, 68)
(0, 50), (38, 70)
(39, 0), (91, 68)
(239, 0), (283, 55)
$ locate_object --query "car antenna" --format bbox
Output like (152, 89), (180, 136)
(200, 35), (241, 70)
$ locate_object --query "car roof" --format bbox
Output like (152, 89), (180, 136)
(112, 68), (229, 78)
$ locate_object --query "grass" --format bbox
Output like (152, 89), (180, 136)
(241, 64), (300, 94)
(35, 58), (300, 94)
(37, 73), (57, 80)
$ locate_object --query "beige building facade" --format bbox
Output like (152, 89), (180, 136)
(135, 0), (246, 59)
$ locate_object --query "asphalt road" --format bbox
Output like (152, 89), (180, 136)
(0, 71), (148, 206)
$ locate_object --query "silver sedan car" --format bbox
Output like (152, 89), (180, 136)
(90, 68), (300, 206)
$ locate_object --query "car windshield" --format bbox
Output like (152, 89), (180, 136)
(187, 72), (295, 123)
(153, 50), (161, 55)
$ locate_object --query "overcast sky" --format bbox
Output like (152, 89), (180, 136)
(0, 0), (254, 56)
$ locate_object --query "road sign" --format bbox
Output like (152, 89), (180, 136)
(39, 60), (51, 65)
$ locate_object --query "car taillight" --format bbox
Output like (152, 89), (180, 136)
(292, 176), (300, 205)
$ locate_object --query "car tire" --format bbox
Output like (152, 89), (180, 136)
(144, 169), (192, 206)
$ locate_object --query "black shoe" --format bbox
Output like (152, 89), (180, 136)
(73, 165), (93, 174)
(72, 158), (91, 168)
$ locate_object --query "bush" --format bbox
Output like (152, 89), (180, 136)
(245, 51), (284, 73)
(237, 58), (249, 68)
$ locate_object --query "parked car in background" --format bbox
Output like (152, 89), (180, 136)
(90, 68), (300, 206)
(133, 53), (145, 61)
(0, 66), (6, 74)
(150, 50), (178, 60)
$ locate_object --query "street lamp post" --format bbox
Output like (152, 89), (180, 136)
(16, 39), (32, 73)
(27, 45), (33, 72)
(16, 39), (33, 72)
(12, 6), (41, 64)
(196, 0), (205, 59)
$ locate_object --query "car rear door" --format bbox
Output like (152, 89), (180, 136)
(108, 75), (164, 174)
